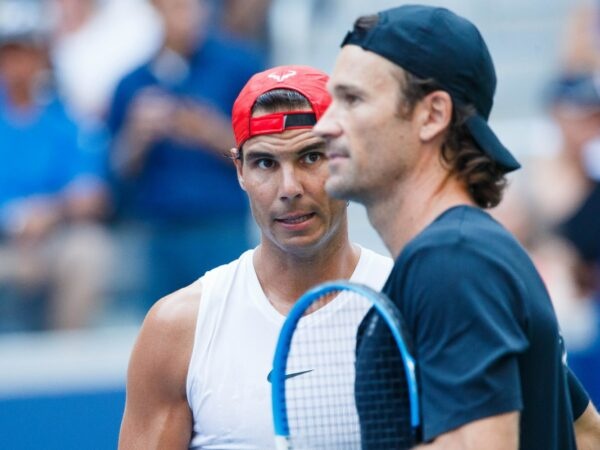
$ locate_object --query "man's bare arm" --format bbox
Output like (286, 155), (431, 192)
(575, 401), (600, 450)
(118, 283), (201, 449)
(413, 411), (519, 450)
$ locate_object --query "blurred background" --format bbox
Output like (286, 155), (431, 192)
(0, 0), (599, 448)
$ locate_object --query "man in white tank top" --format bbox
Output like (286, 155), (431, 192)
(118, 65), (393, 449)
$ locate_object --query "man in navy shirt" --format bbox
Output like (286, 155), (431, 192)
(316, 5), (600, 449)
(107, 0), (264, 307)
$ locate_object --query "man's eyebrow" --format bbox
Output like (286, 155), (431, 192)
(332, 84), (363, 96)
(244, 150), (274, 161)
(244, 142), (325, 161)
(298, 142), (327, 154)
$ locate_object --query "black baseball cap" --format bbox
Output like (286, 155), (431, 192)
(342, 4), (520, 173)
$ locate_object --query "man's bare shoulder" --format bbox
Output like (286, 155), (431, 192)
(129, 281), (203, 389)
(142, 281), (203, 342)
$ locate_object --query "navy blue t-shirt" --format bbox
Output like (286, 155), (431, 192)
(357, 206), (578, 448)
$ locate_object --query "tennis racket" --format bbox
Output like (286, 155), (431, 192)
(271, 280), (420, 449)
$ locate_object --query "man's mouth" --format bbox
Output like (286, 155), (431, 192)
(275, 213), (316, 224)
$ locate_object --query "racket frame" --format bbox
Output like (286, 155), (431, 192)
(271, 280), (420, 448)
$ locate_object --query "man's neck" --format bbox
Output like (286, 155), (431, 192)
(253, 236), (360, 316)
(366, 159), (474, 259)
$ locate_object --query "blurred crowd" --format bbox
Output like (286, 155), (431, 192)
(0, 0), (598, 404)
(0, 0), (268, 331)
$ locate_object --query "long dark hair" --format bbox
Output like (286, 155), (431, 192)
(399, 72), (507, 208)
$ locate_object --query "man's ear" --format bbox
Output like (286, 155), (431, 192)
(418, 90), (453, 142)
(230, 147), (246, 191)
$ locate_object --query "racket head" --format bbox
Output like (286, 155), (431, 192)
(271, 280), (420, 449)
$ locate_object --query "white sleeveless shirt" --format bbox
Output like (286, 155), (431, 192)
(186, 246), (393, 450)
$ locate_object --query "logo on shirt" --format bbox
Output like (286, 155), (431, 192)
(267, 369), (313, 383)
(267, 70), (297, 82)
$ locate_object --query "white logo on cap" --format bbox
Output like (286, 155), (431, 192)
(267, 70), (297, 82)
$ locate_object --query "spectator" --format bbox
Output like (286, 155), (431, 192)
(544, 74), (600, 251)
(531, 72), (600, 406)
(0, 0), (112, 331)
(554, 76), (600, 405)
(106, 0), (264, 310)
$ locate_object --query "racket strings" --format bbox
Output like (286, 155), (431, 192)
(355, 313), (414, 449)
(283, 290), (414, 449)
(285, 291), (366, 449)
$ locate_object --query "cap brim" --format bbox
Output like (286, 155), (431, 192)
(465, 115), (520, 172)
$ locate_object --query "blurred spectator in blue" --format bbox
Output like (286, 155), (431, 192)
(0, 0), (112, 331)
(548, 74), (600, 190)
(546, 73), (600, 406)
(106, 0), (264, 309)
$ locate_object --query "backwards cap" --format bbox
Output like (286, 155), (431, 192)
(232, 65), (331, 148)
(342, 5), (520, 172)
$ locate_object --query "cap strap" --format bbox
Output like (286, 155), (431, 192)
(249, 112), (317, 139)
(284, 113), (317, 128)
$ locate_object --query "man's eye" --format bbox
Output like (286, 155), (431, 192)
(256, 159), (275, 169)
(302, 152), (323, 164)
(344, 93), (360, 105)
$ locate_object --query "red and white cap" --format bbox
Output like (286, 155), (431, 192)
(232, 65), (331, 148)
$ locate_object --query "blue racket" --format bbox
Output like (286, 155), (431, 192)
(271, 280), (420, 449)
